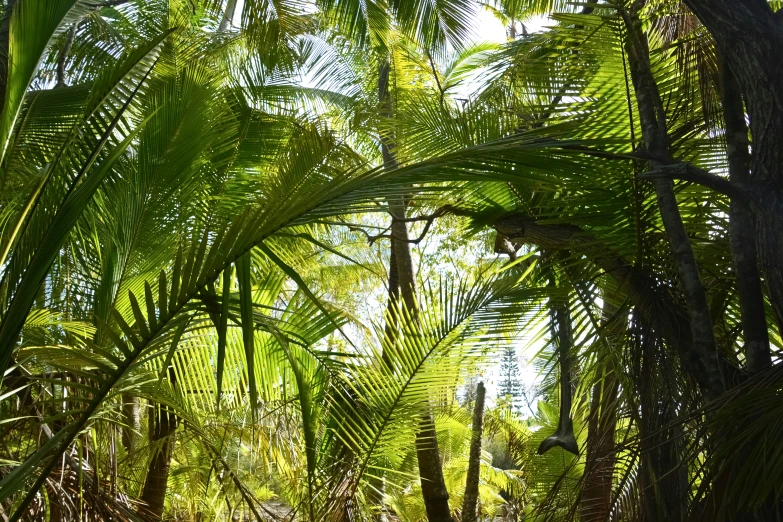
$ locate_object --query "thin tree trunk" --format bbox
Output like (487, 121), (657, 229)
(719, 56), (771, 374)
(461, 382), (485, 522)
(580, 369), (617, 522)
(579, 301), (620, 522)
(140, 372), (178, 521)
(638, 353), (688, 522)
(121, 393), (140, 454)
(621, 5), (724, 400)
(378, 56), (453, 522)
(414, 417), (453, 522)
(55, 25), (76, 88)
(0, 0), (16, 116)
(219, 0), (238, 31)
(393, 204), (453, 522)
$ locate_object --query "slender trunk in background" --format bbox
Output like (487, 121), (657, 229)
(219, 0), (238, 31)
(638, 340), (688, 522)
(378, 57), (453, 522)
(621, 6), (724, 400)
(719, 57), (771, 374)
(392, 160), (453, 522)
(55, 25), (76, 88)
(140, 370), (178, 521)
(413, 407), (454, 522)
(461, 382), (486, 522)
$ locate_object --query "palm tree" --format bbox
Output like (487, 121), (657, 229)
(2, 1), (783, 521)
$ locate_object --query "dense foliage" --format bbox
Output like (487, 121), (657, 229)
(1, 0), (782, 521)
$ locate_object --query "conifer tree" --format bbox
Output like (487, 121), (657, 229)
(497, 346), (523, 415)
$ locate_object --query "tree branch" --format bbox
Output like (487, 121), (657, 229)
(427, 52), (445, 107)
(492, 214), (696, 376)
(348, 207), (452, 246)
(639, 163), (751, 203)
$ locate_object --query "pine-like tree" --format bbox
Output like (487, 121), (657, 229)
(497, 346), (523, 414)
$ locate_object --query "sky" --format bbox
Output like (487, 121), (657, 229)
(475, 8), (550, 43)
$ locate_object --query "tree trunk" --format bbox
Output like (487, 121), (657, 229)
(121, 392), (140, 454)
(140, 373), (178, 521)
(579, 301), (619, 522)
(622, 303), (688, 522)
(0, 0), (16, 116)
(218, 0), (238, 31)
(580, 368), (617, 522)
(55, 24), (76, 88)
(379, 56), (453, 522)
(461, 382), (485, 522)
(621, 5), (724, 400)
(719, 56), (771, 374)
(394, 206), (452, 522)
(382, 240), (400, 355)
(681, 0), (783, 333)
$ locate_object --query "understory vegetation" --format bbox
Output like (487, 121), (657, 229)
(1, 0), (783, 521)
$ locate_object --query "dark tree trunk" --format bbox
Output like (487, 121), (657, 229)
(140, 373), (178, 521)
(414, 415), (454, 522)
(580, 368), (617, 522)
(378, 57), (453, 522)
(682, 0), (783, 332)
(461, 382), (485, 522)
(394, 207), (452, 522)
(621, 5), (724, 400)
(719, 57), (771, 374)
(634, 318), (689, 522)
(579, 301), (619, 522)
(383, 239), (400, 351)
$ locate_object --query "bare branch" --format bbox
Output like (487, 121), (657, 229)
(346, 207), (454, 246)
(639, 163), (751, 203)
